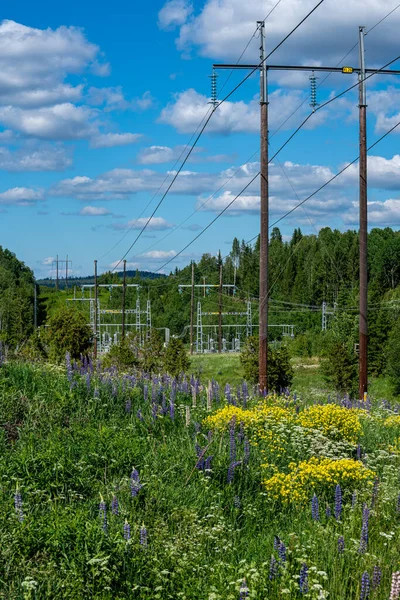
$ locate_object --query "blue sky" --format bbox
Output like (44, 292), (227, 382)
(1, 0), (400, 278)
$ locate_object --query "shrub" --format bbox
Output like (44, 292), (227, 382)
(102, 337), (139, 370)
(47, 306), (92, 362)
(386, 319), (400, 396)
(163, 337), (190, 378)
(240, 336), (294, 391)
(320, 341), (358, 397)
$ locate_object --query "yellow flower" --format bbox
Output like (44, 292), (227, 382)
(297, 404), (361, 443)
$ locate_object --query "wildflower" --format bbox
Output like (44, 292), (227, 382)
(239, 578), (249, 599)
(204, 455), (213, 471)
(357, 443), (362, 460)
(299, 564), (309, 594)
(278, 541), (287, 563)
(169, 400), (175, 420)
(229, 418), (236, 462)
(372, 566), (381, 590)
(227, 461), (242, 484)
(85, 372), (91, 390)
(338, 536), (345, 554)
(335, 484), (342, 520)
(359, 504), (370, 554)
(140, 524), (148, 548)
(65, 352), (73, 383)
(389, 572), (400, 600)
(326, 505), (331, 518)
(125, 399), (132, 414)
(311, 493), (320, 521)
(273, 535), (281, 550)
(360, 572), (370, 600)
(124, 519), (131, 541)
(269, 556), (278, 580)
(185, 405), (191, 427)
(207, 430), (213, 443)
(99, 496), (107, 532)
(130, 467), (143, 497)
(298, 404), (361, 443)
(194, 422), (201, 433)
(143, 385), (148, 401)
(14, 487), (24, 522)
(111, 495), (119, 516)
(237, 421), (245, 443)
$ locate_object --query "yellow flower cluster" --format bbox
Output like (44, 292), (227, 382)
(262, 457), (375, 504)
(297, 404), (361, 443)
(384, 415), (400, 428)
(203, 403), (294, 431)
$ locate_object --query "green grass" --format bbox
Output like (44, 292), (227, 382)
(0, 360), (399, 599)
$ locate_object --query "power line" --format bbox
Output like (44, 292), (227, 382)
(109, 0), (325, 272)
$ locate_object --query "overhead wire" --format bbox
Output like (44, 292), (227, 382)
(109, 0), (326, 272)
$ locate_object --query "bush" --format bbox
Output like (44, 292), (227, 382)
(320, 341), (358, 397)
(240, 335), (294, 391)
(102, 336), (139, 370)
(47, 306), (92, 363)
(163, 337), (190, 377)
(386, 319), (400, 396)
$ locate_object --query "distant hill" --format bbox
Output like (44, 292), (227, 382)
(37, 270), (166, 289)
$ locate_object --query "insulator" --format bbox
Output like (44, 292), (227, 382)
(209, 71), (218, 108)
(309, 71), (319, 111)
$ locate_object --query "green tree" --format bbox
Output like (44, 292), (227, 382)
(163, 338), (190, 377)
(240, 335), (294, 391)
(386, 317), (400, 395)
(48, 306), (92, 362)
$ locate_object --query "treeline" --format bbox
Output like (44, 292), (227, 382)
(0, 247), (35, 349)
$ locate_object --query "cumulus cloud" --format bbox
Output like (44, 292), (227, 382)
(111, 217), (174, 231)
(0, 143), (72, 171)
(90, 132), (143, 148)
(159, 88), (326, 135)
(42, 256), (55, 266)
(79, 206), (112, 216)
(110, 260), (141, 270)
(139, 250), (177, 260)
(87, 87), (154, 112)
(137, 144), (233, 164)
(341, 155), (400, 190)
(158, 0), (193, 30)
(0, 187), (44, 206)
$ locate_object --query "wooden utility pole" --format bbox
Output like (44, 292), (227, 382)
(190, 262), (195, 355)
(358, 25), (368, 399)
(122, 259), (127, 340)
(94, 260), (98, 359)
(258, 20), (269, 391)
(218, 263), (223, 353)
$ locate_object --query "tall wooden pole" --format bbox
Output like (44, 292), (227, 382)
(358, 25), (368, 399)
(218, 263), (223, 353)
(94, 260), (98, 359)
(190, 262), (195, 355)
(122, 260), (127, 340)
(258, 21), (269, 392)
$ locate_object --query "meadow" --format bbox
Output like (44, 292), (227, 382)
(0, 356), (399, 599)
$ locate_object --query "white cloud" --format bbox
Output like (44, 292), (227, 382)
(42, 256), (55, 266)
(110, 260), (141, 270)
(341, 155), (400, 190)
(139, 250), (177, 260)
(0, 143), (72, 171)
(158, 0), (193, 30)
(0, 186), (44, 206)
(90, 132), (143, 148)
(0, 103), (95, 140)
(112, 217), (174, 231)
(159, 88), (325, 135)
(79, 206), (112, 216)
(133, 91), (155, 111)
(138, 144), (233, 164)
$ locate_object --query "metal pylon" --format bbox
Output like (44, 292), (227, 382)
(146, 299), (151, 339)
(196, 301), (203, 353)
(246, 300), (252, 337)
(136, 297), (141, 332)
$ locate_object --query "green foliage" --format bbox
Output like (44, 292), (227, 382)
(320, 312), (358, 396)
(139, 329), (164, 373)
(101, 337), (139, 370)
(163, 337), (190, 377)
(48, 305), (92, 362)
(386, 318), (400, 395)
(18, 330), (48, 362)
(240, 335), (294, 391)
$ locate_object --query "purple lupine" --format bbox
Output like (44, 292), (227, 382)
(225, 383), (231, 404)
(326, 505), (331, 518)
(243, 438), (250, 465)
(239, 578), (249, 599)
(169, 400), (175, 420)
(360, 572), (370, 600)
(161, 392), (167, 415)
(278, 542), (287, 563)
(125, 399), (132, 414)
(204, 455), (213, 471)
(124, 519), (131, 541)
(359, 504), (370, 553)
(311, 493), (319, 521)
(269, 556), (278, 580)
(65, 352), (73, 383)
(299, 564), (309, 594)
(151, 400), (157, 420)
(99, 497), (107, 532)
(111, 495), (119, 516)
(237, 421), (245, 443)
(227, 461), (242, 484)
(137, 409), (143, 421)
(143, 385), (148, 401)
(194, 422), (201, 433)
(207, 430), (213, 443)
(371, 477), (379, 507)
(372, 566), (382, 590)
(335, 484), (342, 520)
(94, 387), (100, 399)
(357, 444), (362, 460)
(140, 525), (148, 548)
(229, 420), (236, 462)
(338, 536), (345, 554)
(273, 535), (281, 550)
(352, 491), (357, 508)
(14, 489), (24, 522)
(130, 468), (143, 497)
(234, 495), (241, 509)
(242, 381), (248, 407)
(85, 372), (91, 390)
(195, 444), (205, 470)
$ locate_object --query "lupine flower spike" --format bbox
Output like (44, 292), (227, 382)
(299, 564), (309, 594)
(140, 524), (148, 548)
(311, 493), (319, 521)
(338, 536), (345, 554)
(111, 494), (119, 516)
(239, 579), (249, 599)
(389, 572), (400, 600)
(335, 484), (342, 520)
(14, 486), (24, 522)
(372, 566), (381, 590)
(269, 556), (278, 580)
(360, 572), (370, 600)
(124, 519), (131, 541)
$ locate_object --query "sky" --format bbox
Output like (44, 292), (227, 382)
(1, 0), (400, 279)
